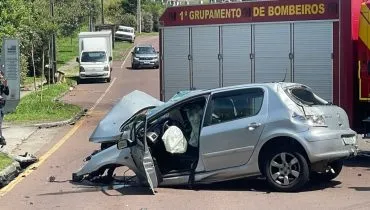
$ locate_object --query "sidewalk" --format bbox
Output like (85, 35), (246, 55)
(1, 59), (79, 156)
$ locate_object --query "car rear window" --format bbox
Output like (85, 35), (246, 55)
(287, 87), (327, 106)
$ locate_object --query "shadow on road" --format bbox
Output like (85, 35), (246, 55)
(349, 187), (370, 191)
(166, 177), (342, 194)
(344, 152), (370, 169)
(126, 67), (158, 71)
(38, 179), (152, 197)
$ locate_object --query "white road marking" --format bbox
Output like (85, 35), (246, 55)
(89, 77), (117, 111)
(121, 46), (135, 69)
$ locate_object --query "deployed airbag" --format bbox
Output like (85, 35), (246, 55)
(161, 126), (187, 154)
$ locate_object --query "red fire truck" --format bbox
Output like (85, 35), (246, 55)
(158, 0), (370, 133)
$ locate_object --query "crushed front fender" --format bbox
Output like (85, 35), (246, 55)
(72, 145), (144, 182)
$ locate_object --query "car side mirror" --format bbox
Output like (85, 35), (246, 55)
(117, 139), (129, 150)
(109, 56), (112, 61)
(76, 57), (79, 62)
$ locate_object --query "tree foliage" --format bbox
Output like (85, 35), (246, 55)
(0, 0), (100, 83)
(141, 12), (153, 33)
(105, 0), (165, 32)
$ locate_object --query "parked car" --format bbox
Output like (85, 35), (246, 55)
(115, 26), (135, 43)
(131, 44), (159, 69)
(73, 82), (358, 193)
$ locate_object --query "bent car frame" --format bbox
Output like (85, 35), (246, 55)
(73, 82), (358, 193)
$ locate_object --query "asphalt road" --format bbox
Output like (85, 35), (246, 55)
(0, 35), (369, 210)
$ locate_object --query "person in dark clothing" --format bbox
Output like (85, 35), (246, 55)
(0, 71), (9, 146)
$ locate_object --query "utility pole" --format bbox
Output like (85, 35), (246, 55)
(49, 0), (56, 83)
(137, 0), (141, 33)
(101, 0), (104, 24)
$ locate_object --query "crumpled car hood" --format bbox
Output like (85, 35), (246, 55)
(89, 90), (163, 143)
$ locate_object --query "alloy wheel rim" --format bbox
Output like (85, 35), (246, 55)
(269, 152), (301, 186)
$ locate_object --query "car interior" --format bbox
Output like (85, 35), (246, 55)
(145, 97), (207, 177)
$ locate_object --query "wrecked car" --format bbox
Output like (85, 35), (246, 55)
(73, 83), (358, 192)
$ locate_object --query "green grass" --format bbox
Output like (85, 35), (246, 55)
(5, 83), (81, 123)
(0, 153), (13, 171)
(22, 76), (43, 87)
(113, 41), (133, 61)
(56, 26), (88, 68)
(56, 35), (79, 68)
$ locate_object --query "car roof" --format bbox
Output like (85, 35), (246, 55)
(190, 82), (300, 95)
(146, 82), (302, 118)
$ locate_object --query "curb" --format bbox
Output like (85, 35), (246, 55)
(4, 85), (86, 129)
(33, 108), (87, 129)
(3, 108), (87, 129)
(0, 161), (21, 187)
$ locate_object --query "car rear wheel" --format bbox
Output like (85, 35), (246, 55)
(311, 160), (343, 182)
(264, 148), (309, 192)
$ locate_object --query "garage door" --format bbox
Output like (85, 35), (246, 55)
(163, 27), (190, 101)
(293, 22), (333, 102)
(192, 26), (220, 90)
(222, 25), (252, 86)
(254, 24), (291, 83)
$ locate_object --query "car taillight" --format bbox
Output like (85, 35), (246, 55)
(292, 112), (327, 127)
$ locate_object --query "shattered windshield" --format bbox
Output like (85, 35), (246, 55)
(286, 86), (328, 106)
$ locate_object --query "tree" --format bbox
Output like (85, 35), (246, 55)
(142, 2), (165, 32)
(0, 0), (32, 85)
(141, 12), (153, 33)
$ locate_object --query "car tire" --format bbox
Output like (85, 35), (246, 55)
(264, 147), (309, 192)
(77, 78), (83, 84)
(106, 76), (111, 83)
(311, 160), (343, 182)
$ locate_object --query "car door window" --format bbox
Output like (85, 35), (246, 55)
(209, 88), (264, 125)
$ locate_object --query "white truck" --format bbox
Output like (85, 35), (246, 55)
(76, 31), (113, 83)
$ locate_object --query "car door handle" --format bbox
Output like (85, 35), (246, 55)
(247, 122), (262, 131)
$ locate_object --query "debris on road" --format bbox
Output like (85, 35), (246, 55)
(0, 152), (38, 188)
(13, 152), (38, 168)
(49, 176), (56, 182)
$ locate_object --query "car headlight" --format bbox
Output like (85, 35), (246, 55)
(134, 57), (139, 61)
(104, 66), (109, 71)
(79, 66), (85, 72)
(292, 112), (327, 127)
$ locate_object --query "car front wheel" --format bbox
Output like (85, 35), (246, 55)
(264, 148), (309, 192)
